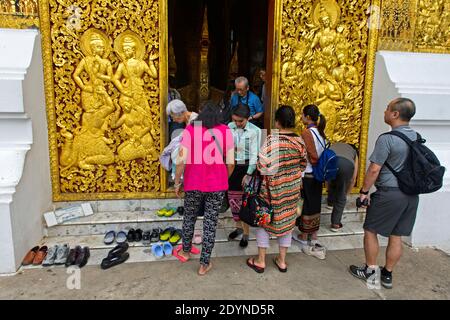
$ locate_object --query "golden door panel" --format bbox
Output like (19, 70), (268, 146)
(378, 0), (450, 53)
(39, 0), (168, 201)
(276, 0), (380, 188)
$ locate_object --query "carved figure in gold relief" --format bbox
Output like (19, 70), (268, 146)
(74, 29), (114, 113)
(19, 1), (25, 14)
(312, 66), (342, 139)
(113, 31), (158, 112)
(24, 0), (37, 16)
(281, 42), (308, 83)
(310, 1), (341, 59)
(60, 29), (116, 170)
(332, 45), (360, 103)
(8, 0), (16, 14)
(111, 96), (159, 162)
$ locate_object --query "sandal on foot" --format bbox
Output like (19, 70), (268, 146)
(198, 263), (213, 276)
(173, 245), (189, 263)
(273, 257), (287, 273)
(246, 258), (264, 273)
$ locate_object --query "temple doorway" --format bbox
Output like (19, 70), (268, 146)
(167, 0), (270, 113)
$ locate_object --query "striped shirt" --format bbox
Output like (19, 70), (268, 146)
(257, 133), (307, 236)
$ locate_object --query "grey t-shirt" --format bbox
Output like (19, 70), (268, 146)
(330, 142), (357, 165)
(369, 125), (417, 188)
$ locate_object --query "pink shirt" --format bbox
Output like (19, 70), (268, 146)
(181, 124), (234, 192)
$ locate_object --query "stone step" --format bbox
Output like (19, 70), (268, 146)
(42, 221), (365, 250)
(24, 222), (387, 270)
(45, 204), (365, 237)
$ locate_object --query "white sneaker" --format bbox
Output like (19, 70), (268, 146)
(302, 244), (326, 260)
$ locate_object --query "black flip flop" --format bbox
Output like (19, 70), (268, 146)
(107, 243), (129, 259)
(273, 257), (287, 273)
(246, 258), (264, 273)
(101, 252), (130, 270)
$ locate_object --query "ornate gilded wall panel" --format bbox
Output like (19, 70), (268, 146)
(0, 0), (39, 29)
(277, 0), (380, 187)
(39, 0), (168, 201)
(379, 0), (450, 53)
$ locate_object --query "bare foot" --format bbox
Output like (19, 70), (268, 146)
(275, 256), (287, 269)
(253, 258), (266, 269)
(198, 263), (213, 276)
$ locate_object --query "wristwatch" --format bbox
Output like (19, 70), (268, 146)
(359, 188), (369, 195)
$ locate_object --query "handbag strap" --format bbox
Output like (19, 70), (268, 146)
(208, 128), (224, 159)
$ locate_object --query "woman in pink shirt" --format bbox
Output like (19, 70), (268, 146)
(174, 101), (235, 275)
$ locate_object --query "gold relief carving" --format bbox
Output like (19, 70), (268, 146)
(415, 0), (449, 50)
(276, 0), (379, 189)
(279, 0), (371, 144)
(379, 0), (450, 53)
(0, 0), (39, 28)
(39, 1), (167, 200)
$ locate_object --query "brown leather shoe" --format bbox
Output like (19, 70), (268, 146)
(32, 246), (48, 265)
(22, 246), (39, 266)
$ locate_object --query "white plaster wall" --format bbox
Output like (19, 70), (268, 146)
(369, 51), (450, 249)
(9, 33), (52, 271)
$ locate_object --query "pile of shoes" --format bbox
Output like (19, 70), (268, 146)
(149, 227), (184, 258)
(101, 243), (130, 269)
(22, 244), (90, 268)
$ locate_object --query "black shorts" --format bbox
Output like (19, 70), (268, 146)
(363, 187), (419, 237)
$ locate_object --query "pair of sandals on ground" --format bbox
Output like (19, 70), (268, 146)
(101, 243), (130, 269)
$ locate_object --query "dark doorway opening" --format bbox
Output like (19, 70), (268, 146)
(168, 0), (269, 111)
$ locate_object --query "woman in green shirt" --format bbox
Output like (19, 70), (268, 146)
(227, 104), (262, 248)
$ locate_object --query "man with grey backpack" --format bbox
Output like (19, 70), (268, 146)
(349, 98), (445, 289)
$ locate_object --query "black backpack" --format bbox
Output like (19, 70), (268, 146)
(383, 131), (445, 195)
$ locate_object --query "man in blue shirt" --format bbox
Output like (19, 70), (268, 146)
(230, 76), (264, 128)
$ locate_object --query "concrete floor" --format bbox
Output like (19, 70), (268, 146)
(0, 246), (449, 300)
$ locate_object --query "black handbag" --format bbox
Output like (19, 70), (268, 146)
(238, 173), (273, 227)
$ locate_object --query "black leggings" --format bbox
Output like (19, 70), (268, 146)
(182, 191), (226, 266)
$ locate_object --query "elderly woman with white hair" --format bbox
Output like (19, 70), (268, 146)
(166, 99), (198, 139)
(162, 99), (199, 179)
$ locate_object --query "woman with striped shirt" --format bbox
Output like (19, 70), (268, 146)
(246, 105), (307, 273)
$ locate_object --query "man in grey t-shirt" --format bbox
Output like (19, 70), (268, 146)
(349, 98), (420, 290)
